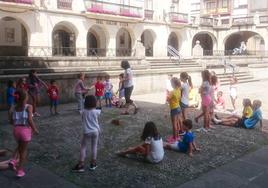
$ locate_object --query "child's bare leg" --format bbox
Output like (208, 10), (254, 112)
(171, 115), (177, 139)
(17, 142), (28, 170)
(120, 145), (146, 155)
(231, 97), (236, 110)
(195, 112), (204, 123)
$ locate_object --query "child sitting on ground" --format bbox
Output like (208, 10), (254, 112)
(164, 119), (200, 157)
(72, 95), (101, 172)
(47, 80), (59, 115)
(117, 121), (164, 164)
(214, 91), (225, 110)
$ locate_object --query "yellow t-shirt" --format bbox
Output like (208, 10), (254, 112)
(243, 106), (253, 118)
(168, 88), (181, 110)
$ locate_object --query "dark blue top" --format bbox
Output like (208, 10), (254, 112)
(6, 87), (15, 105)
(178, 131), (194, 153)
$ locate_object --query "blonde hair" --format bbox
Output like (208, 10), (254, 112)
(243, 98), (252, 107)
(252, 100), (262, 110)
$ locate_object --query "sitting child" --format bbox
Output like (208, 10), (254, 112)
(214, 100), (264, 131)
(117, 122), (164, 164)
(164, 119), (200, 157)
(214, 91), (225, 110)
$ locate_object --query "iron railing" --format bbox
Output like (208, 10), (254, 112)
(0, 0), (33, 4)
(203, 50), (268, 56)
(232, 16), (254, 25)
(167, 45), (181, 64)
(169, 12), (188, 23)
(144, 9), (154, 20)
(199, 17), (215, 26)
(259, 15), (268, 24)
(85, 0), (142, 18)
(57, 0), (72, 10)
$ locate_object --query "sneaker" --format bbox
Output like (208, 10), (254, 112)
(34, 112), (41, 117)
(89, 163), (97, 171)
(16, 169), (25, 177)
(72, 164), (85, 173)
(8, 159), (17, 171)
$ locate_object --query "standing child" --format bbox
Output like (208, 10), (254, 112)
(47, 80), (59, 115)
(164, 119), (200, 157)
(17, 78), (28, 92)
(72, 95), (101, 172)
(94, 75), (105, 109)
(117, 121), (164, 164)
(74, 73), (89, 114)
(229, 76), (238, 112)
(116, 73), (125, 108)
(167, 77), (182, 142)
(9, 89), (38, 177)
(103, 75), (113, 108)
(214, 91), (225, 110)
(195, 70), (212, 132)
(180, 72), (193, 120)
(6, 80), (16, 119)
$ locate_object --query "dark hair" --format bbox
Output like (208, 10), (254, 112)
(97, 74), (102, 81)
(15, 89), (27, 107)
(180, 72), (193, 88)
(119, 73), (124, 78)
(171, 77), (181, 89)
(211, 75), (218, 85)
(7, 80), (14, 87)
(202, 70), (211, 83)
(105, 74), (110, 80)
(50, 80), (56, 84)
(141, 121), (160, 141)
(183, 119), (193, 130)
(84, 95), (97, 109)
(121, 60), (130, 70)
(29, 69), (37, 77)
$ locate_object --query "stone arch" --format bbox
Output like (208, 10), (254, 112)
(141, 29), (156, 57)
(87, 25), (109, 56)
(116, 28), (133, 56)
(224, 31), (265, 55)
(52, 21), (77, 56)
(167, 32), (181, 56)
(0, 16), (29, 56)
(192, 31), (217, 56)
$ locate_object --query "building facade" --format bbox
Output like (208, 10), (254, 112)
(0, 0), (268, 58)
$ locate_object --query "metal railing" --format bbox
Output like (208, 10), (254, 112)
(169, 12), (188, 23)
(199, 17), (215, 26)
(57, 0), (72, 10)
(221, 58), (239, 75)
(144, 9), (154, 20)
(85, 0), (142, 18)
(203, 50), (268, 56)
(232, 16), (254, 25)
(0, 0), (33, 4)
(167, 45), (181, 64)
(259, 15), (268, 24)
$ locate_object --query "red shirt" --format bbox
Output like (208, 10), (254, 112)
(95, 81), (104, 97)
(17, 83), (29, 91)
(47, 85), (59, 100)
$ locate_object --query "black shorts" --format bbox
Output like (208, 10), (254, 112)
(235, 118), (247, 128)
(124, 86), (134, 104)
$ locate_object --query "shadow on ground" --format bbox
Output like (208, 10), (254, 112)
(1, 101), (268, 188)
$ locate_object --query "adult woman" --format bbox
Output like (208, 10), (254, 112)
(121, 60), (138, 115)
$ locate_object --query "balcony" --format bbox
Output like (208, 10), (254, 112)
(144, 9), (154, 20)
(0, 0), (35, 11)
(169, 12), (188, 24)
(232, 16), (254, 26)
(85, 0), (142, 19)
(0, 0), (33, 4)
(259, 16), (268, 24)
(200, 17), (214, 26)
(57, 0), (72, 10)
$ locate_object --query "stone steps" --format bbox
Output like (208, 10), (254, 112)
(216, 71), (259, 85)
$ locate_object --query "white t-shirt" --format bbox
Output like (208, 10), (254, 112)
(166, 79), (173, 92)
(124, 68), (133, 88)
(181, 82), (190, 105)
(145, 137), (164, 163)
(82, 109), (101, 134)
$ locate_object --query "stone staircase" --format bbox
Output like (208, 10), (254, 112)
(217, 71), (259, 85)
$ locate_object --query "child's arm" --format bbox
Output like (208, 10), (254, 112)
(27, 105), (39, 134)
(192, 142), (200, 152)
(259, 119), (265, 132)
(188, 143), (193, 157)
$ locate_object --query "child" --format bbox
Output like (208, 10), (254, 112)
(103, 74), (113, 108)
(9, 89), (38, 177)
(195, 70), (212, 132)
(94, 75), (105, 109)
(17, 78), (28, 92)
(164, 119), (200, 157)
(28, 70), (46, 117)
(165, 74), (173, 102)
(6, 80), (16, 119)
(229, 76), (238, 112)
(167, 77), (182, 141)
(115, 73), (125, 108)
(180, 72), (193, 120)
(74, 73), (89, 114)
(117, 121), (164, 163)
(214, 91), (225, 110)
(188, 88), (199, 108)
(72, 95), (101, 172)
(47, 80), (59, 115)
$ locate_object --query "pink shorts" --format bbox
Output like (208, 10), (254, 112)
(201, 95), (212, 107)
(13, 126), (32, 142)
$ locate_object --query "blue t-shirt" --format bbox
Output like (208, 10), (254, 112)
(244, 108), (262, 129)
(178, 131), (194, 153)
(6, 87), (15, 105)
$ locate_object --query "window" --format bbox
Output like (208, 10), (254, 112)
(121, 0), (129, 5)
(191, 3), (200, 11)
(145, 0), (153, 10)
(250, 0), (268, 11)
(218, 0), (228, 8)
(206, 1), (216, 9)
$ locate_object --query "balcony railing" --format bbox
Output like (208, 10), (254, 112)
(144, 9), (154, 20)
(85, 0), (142, 18)
(200, 17), (214, 26)
(169, 12), (188, 23)
(232, 16), (254, 25)
(0, 0), (33, 4)
(57, 0), (72, 10)
(259, 16), (268, 24)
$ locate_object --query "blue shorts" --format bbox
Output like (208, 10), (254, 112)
(180, 102), (189, 109)
(96, 96), (103, 100)
(105, 92), (112, 99)
(170, 107), (181, 117)
(50, 99), (59, 106)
